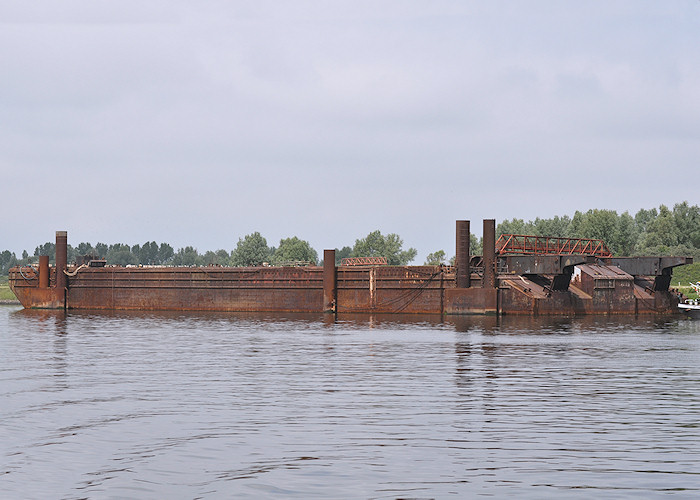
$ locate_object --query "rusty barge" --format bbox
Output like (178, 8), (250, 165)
(8, 220), (692, 315)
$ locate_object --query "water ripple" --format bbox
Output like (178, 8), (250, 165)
(1, 306), (699, 498)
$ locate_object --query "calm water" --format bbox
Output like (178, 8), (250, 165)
(1, 305), (699, 499)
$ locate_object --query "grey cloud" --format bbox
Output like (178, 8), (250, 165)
(1, 1), (699, 261)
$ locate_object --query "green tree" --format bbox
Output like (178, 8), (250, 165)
(425, 250), (447, 265)
(202, 249), (230, 266)
(0, 250), (18, 275)
(107, 244), (138, 266)
(67, 245), (78, 264)
(638, 205), (680, 253)
(34, 242), (55, 263)
(172, 246), (201, 266)
(351, 230), (417, 265)
(335, 246), (352, 265)
(616, 212), (638, 256)
(470, 234), (482, 256)
(673, 202), (700, 248)
(158, 243), (174, 264)
(635, 207), (658, 234)
(75, 242), (96, 256)
(273, 237), (318, 264)
(496, 218), (536, 238)
(96, 243), (108, 259)
(533, 215), (572, 238)
(138, 241), (160, 265)
(569, 209), (620, 252)
(231, 232), (271, 267)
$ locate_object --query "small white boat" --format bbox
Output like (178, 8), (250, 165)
(678, 282), (700, 318)
(679, 301), (700, 319)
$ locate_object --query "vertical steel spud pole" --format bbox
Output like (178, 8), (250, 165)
(323, 249), (337, 312)
(456, 220), (470, 288)
(56, 231), (67, 292)
(54, 230), (68, 309)
(39, 255), (49, 288)
(483, 219), (496, 289)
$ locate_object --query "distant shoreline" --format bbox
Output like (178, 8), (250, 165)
(0, 299), (20, 305)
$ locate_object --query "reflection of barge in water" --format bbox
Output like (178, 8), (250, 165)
(8, 220), (693, 315)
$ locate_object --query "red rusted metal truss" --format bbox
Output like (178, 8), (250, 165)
(340, 256), (388, 266)
(495, 234), (613, 258)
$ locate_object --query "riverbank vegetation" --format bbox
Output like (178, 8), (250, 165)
(494, 202), (700, 260)
(490, 203), (700, 284)
(423, 202), (700, 282)
(0, 230), (414, 271)
(0, 275), (17, 301)
(1, 203), (699, 283)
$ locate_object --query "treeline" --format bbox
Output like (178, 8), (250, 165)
(424, 202), (700, 265)
(0, 229), (416, 274)
(497, 202), (700, 259)
(0, 235), (319, 273)
(2, 202), (698, 275)
(334, 230), (417, 266)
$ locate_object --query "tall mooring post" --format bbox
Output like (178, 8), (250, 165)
(323, 249), (337, 312)
(483, 219), (496, 289)
(38, 255), (49, 289)
(456, 220), (470, 288)
(55, 231), (67, 292)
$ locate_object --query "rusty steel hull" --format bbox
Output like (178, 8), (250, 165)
(8, 221), (689, 316)
(10, 265), (453, 314)
(9, 263), (681, 315)
(336, 266), (448, 314)
(68, 267), (322, 312)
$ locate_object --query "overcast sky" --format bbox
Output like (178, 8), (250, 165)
(2, 1), (699, 261)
